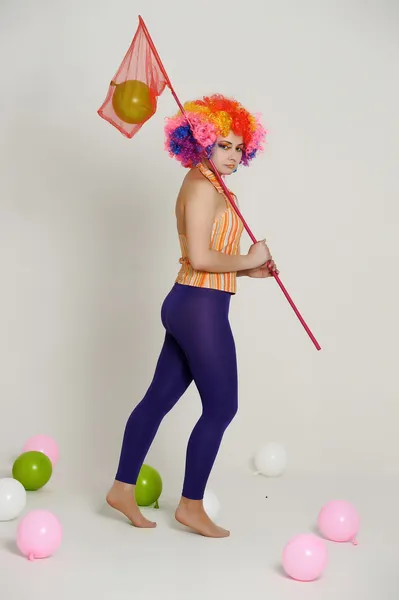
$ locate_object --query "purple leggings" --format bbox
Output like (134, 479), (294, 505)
(115, 283), (238, 500)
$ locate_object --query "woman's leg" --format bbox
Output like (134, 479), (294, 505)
(165, 285), (238, 537)
(115, 331), (193, 484)
(181, 320), (237, 501)
(107, 329), (193, 527)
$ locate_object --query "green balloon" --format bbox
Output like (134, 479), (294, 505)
(12, 451), (52, 491)
(135, 464), (162, 507)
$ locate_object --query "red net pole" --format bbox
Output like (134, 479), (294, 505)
(139, 16), (321, 351)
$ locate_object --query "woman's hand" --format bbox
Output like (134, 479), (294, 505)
(246, 240), (272, 269)
(246, 259), (279, 278)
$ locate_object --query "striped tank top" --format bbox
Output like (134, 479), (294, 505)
(175, 163), (244, 294)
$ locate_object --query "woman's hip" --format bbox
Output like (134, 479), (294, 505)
(161, 283), (232, 333)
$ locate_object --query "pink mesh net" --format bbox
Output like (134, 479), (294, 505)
(98, 20), (168, 138)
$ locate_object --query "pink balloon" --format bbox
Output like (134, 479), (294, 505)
(282, 534), (328, 581)
(317, 500), (359, 543)
(22, 435), (59, 466)
(17, 510), (62, 561)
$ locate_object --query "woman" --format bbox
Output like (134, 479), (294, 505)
(106, 94), (278, 538)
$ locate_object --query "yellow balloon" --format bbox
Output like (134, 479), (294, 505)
(111, 80), (156, 125)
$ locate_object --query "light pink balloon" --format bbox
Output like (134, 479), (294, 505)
(22, 435), (59, 466)
(282, 534), (328, 581)
(17, 510), (62, 561)
(317, 500), (359, 543)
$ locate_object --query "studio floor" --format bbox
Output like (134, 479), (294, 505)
(0, 469), (397, 599)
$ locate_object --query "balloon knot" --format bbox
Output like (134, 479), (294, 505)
(28, 553), (35, 561)
(352, 538), (358, 546)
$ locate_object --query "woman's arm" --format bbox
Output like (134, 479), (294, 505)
(184, 180), (265, 273)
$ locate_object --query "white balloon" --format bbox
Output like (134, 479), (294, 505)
(254, 442), (287, 477)
(203, 490), (220, 521)
(0, 478), (27, 521)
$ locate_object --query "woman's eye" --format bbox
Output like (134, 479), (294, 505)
(218, 144), (243, 152)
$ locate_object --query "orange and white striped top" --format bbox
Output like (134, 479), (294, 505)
(175, 163), (244, 294)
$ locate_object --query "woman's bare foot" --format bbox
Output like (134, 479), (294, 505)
(106, 481), (156, 528)
(175, 497), (230, 538)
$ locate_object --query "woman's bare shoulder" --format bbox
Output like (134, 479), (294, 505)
(179, 169), (215, 201)
(175, 169), (219, 232)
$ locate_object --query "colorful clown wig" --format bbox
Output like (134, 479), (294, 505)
(164, 94), (267, 168)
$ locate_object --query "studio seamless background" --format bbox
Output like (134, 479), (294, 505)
(1, 0), (398, 488)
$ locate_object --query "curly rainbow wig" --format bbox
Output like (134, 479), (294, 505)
(164, 94), (266, 168)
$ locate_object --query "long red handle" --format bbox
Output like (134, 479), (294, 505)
(139, 15), (321, 351)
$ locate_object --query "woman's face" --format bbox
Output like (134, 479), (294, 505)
(208, 131), (244, 175)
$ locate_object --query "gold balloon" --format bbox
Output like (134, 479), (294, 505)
(111, 80), (156, 125)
